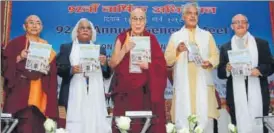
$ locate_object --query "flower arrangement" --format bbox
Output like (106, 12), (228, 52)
(44, 118), (68, 133)
(166, 115), (203, 133)
(115, 116), (131, 133)
(228, 123), (237, 133)
(44, 118), (57, 133)
(177, 115), (203, 133)
(166, 122), (176, 133)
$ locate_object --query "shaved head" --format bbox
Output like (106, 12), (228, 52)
(23, 15), (43, 36)
(130, 8), (146, 18)
(25, 15), (42, 25)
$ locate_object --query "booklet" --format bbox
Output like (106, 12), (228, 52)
(78, 44), (101, 74)
(228, 49), (252, 76)
(129, 36), (151, 73)
(187, 42), (203, 66)
(25, 41), (52, 74)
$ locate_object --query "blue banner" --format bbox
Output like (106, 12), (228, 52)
(10, 1), (274, 57)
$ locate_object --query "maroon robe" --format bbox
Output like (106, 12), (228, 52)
(112, 30), (167, 133)
(3, 35), (58, 133)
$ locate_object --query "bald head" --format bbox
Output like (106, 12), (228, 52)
(130, 8), (146, 18)
(232, 14), (248, 24)
(25, 15), (42, 25)
(231, 14), (249, 37)
(23, 15), (43, 36)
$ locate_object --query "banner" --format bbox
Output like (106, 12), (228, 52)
(9, 1), (274, 100)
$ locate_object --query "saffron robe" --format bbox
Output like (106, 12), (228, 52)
(3, 35), (58, 133)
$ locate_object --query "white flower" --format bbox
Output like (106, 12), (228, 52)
(228, 123), (237, 133)
(115, 116), (131, 130)
(55, 128), (68, 133)
(194, 126), (203, 133)
(177, 128), (190, 133)
(44, 118), (57, 133)
(166, 123), (176, 133)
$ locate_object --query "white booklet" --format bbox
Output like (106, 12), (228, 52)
(228, 49), (252, 76)
(79, 44), (101, 74)
(25, 41), (52, 74)
(129, 36), (151, 73)
(186, 42), (203, 66)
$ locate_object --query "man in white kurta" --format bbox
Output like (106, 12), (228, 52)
(165, 2), (220, 132)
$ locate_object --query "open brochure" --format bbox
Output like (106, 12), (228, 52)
(78, 44), (101, 74)
(25, 41), (52, 74)
(228, 49), (252, 76)
(129, 36), (151, 73)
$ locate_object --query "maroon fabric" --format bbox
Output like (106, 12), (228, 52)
(58, 118), (66, 128)
(3, 35), (58, 132)
(112, 30), (167, 133)
(12, 106), (46, 133)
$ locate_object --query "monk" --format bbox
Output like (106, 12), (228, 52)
(3, 15), (58, 133)
(109, 8), (167, 133)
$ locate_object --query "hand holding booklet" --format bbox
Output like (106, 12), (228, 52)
(25, 41), (52, 74)
(180, 41), (203, 66)
(228, 49), (252, 76)
(129, 36), (151, 73)
(78, 44), (101, 75)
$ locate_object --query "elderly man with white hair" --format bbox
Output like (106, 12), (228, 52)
(165, 2), (220, 133)
(218, 14), (273, 133)
(56, 18), (111, 133)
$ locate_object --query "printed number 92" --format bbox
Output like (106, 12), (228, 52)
(56, 26), (71, 33)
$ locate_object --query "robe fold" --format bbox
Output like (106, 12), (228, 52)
(112, 29), (167, 133)
(3, 35), (58, 133)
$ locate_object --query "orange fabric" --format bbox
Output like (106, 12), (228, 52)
(25, 37), (56, 114)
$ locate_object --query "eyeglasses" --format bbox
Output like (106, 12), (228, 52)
(131, 17), (146, 23)
(26, 21), (41, 26)
(185, 11), (198, 16)
(232, 20), (248, 25)
(78, 26), (92, 31)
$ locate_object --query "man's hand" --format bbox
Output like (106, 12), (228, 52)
(122, 40), (136, 53)
(137, 62), (149, 70)
(201, 61), (213, 69)
(17, 49), (28, 62)
(251, 68), (262, 77)
(99, 55), (107, 66)
(177, 42), (188, 53)
(72, 65), (82, 74)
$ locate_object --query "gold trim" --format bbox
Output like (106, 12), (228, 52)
(2, 1), (11, 48)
